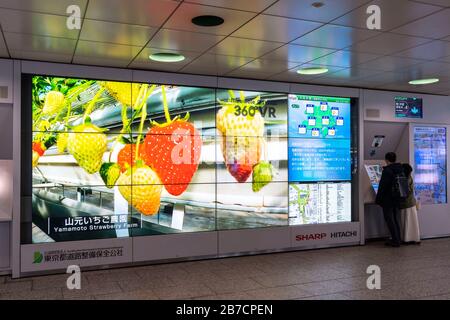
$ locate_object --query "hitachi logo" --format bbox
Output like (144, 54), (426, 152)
(330, 231), (357, 238)
(295, 233), (327, 241)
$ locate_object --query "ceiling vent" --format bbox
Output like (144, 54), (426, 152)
(365, 108), (380, 118)
(0, 86), (8, 99)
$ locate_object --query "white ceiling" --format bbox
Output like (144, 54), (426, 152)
(0, 0), (449, 95)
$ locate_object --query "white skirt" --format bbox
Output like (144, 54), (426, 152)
(400, 206), (421, 243)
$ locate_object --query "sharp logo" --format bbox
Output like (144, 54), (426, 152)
(296, 233), (326, 241)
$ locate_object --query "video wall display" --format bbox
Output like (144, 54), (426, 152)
(413, 126), (447, 205)
(27, 75), (354, 243)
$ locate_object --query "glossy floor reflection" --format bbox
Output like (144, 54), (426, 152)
(1, 238), (450, 300)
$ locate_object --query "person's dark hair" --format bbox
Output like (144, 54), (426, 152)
(402, 163), (413, 176)
(385, 152), (397, 163)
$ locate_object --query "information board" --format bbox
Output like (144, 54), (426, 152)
(288, 94), (352, 182)
(414, 126), (447, 205)
(289, 182), (351, 225)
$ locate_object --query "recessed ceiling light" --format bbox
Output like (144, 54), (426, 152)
(297, 67), (329, 75)
(311, 2), (325, 8)
(192, 15), (224, 27)
(408, 78), (440, 85)
(149, 52), (185, 63)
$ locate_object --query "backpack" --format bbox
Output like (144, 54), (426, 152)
(392, 170), (409, 200)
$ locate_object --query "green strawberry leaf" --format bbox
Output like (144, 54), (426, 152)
(100, 162), (121, 188)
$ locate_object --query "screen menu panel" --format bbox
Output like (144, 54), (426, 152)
(288, 94), (351, 182)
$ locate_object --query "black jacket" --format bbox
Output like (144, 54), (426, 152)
(375, 163), (404, 208)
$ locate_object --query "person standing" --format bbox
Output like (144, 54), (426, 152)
(398, 163), (421, 244)
(375, 152), (404, 247)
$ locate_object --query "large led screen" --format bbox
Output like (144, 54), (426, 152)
(413, 126), (447, 205)
(28, 76), (290, 243)
(27, 76), (355, 243)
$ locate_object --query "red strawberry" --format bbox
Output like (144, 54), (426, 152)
(143, 120), (202, 196)
(117, 143), (145, 172)
(32, 141), (45, 156)
(141, 86), (202, 196)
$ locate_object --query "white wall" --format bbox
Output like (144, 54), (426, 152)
(0, 59), (13, 272)
(363, 89), (450, 125)
(0, 59), (13, 104)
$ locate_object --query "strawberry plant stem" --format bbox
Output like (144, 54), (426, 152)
(135, 84), (156, 160)
(82, 87), (106, 122)
(161, 86), (171, 124)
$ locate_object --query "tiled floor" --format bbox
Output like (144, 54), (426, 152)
(2, 238), (450, 300)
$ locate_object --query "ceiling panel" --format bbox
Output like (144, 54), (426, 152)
(348, 33), (430, 55)
(392, 8), (450, 39)
(0, 9), (80, 39)
(148, 29), (224, 52)
(85, 0), (179, 27)
(0, 34), (9, 57)
(75, 40), (142, 62)
(0, 0), (88, 15)
(264, 0), (370, 23)
(230, 58), (300, 75)
(3, 32), (77, 55)
(409, 0), (450, 7)
(80, 20), (157, 47)
(394, 40), (450, 60)
(73, 55), (131, 68)
(308, 50), (379, 68)
(292, 24), (380, 50)
(9, 50), (72, 63)
(333, 0), (442, 30)
(375, 79), (450, 94)
(231, 14), (323, 42)
(226, 68), (277, 80)
(361, 71), (415, 85)
(180, 54), (253, 75)
(398, 61), (450, 78)
(261, 44), (335, 63)
(163, 2), (256, 35)
(129, 47), (202, 72)
(185, 0), (277, 12)
(208, 37), (282, 58)
(356, 56), (425, 72)
(439, 55), (450, 63)
(317, 67), (384, 82)
(269, 64), (347, 82)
